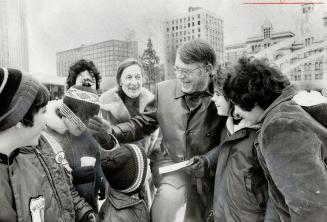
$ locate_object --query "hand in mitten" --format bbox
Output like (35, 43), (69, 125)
(101, 145), (131, 172)
(88, 116), (112, 135)
(188, 155), (209, 178)
(88, 116), (115, 149)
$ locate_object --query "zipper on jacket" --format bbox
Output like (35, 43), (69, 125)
(35, 148), (67, 222)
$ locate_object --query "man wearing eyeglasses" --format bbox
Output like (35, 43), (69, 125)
(89, 39), (226, 222)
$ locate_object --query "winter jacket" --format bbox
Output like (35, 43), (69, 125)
(99, 87), (159, 156)
(112, 79), (226, 220)
(256, 85), (327, 222)
(205, 117), (267, 222)
(0, 135), (93, 222)
(44, 101), (104, 212)
(99, 185), (150, 222)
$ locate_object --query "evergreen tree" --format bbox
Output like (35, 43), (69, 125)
(141, 39), (161, 92)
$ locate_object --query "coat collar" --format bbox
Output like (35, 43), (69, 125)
(257, 85), (298, 123)
(100, 87), (154, 120)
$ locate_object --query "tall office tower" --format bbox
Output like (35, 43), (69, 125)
(56, 40), (138, 90)
(0, 0), (29, 71)
(164, 7), (224, 79)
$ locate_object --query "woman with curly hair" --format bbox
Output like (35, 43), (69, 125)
(66, 59), (102, 91)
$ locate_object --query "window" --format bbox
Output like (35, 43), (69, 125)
(198, 21), (200, 25)
(176, 26), (178, 30)
(167, 28), (169, 32)
(188, 23), (190, 28)
(192, 22), (194, 26)
(198, 28), (201, 32)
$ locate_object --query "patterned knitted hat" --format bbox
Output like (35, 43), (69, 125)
(101, 144), (147, 194)
(60, 85), (99, 128)
(0, 68), (41, 131)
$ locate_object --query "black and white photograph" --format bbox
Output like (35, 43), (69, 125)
(0, 0), (327, 221)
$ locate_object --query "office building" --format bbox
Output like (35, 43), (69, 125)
(56, 40), (138, 90)
(164, 7), (224, 79)
(0, 0), (29, 71)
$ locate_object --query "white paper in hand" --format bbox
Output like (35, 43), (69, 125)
(158, 159), (194, 175)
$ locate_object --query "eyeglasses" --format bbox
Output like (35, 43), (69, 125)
(173, 65), (203, 77)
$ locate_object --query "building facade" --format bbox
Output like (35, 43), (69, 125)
(56, 40), (138, 90)
(224, 19), (295, 68)
(164, 7), (224, 79)
(224, 43), (247, 67)
(0, 0), (29, 71)
(224, 4), (327, 93)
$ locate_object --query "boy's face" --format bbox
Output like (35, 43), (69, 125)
(211, 90), (231, 116)
(22, 106), (48, 146)
(234, 104), (264, 125)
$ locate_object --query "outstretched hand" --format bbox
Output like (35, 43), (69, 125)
(88, 116), (111, 135)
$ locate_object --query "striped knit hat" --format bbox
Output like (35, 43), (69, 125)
(101, 144), (147, 194)
(0, 68), (41, 131)
(60, 85), (99, 129)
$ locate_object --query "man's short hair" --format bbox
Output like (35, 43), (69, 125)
(223, 57), (290, 111)
(178, 39), (217, 68)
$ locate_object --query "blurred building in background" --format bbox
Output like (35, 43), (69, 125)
(56, 40), (138, 90)
(0, 0), (29, 71)
(224, 4), (327, 93)
(164, 7), (224, 79)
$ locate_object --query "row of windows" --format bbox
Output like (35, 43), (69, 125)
(263, 28), (272, 39)
(226, 51), (247, 57)
(167, 21), (201, 32)
(291, 73), (324, 81)
(304, 37), (314, 46)
(83, 47), (135, 53)
(167, 28), (201, 38)
(167, 14), (201, 26)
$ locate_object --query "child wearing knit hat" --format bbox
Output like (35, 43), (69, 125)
(0, 68), (97, 221)
(44, 85), (105, 212)
(97, 135), (150, 222)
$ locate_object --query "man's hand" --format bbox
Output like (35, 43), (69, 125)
(88, 116), (115, 149)
(189, 155), (209, 178)
(88, 116), (111, 135)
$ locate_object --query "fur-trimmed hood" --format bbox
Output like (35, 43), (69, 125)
(44, 99), (68, 134)
(99, 87), (154, 123)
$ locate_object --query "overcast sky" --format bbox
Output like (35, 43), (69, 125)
(26, 0), (326, 76)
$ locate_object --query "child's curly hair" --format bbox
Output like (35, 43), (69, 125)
(223, 57), (290, 111)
